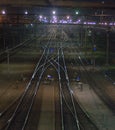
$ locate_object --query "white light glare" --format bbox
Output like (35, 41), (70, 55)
(52, 11), (56, 15)
(25, 11), (28, 15)
(39, 15), (43, 19)
(75, 11), (79, 15)
(67, 16), (70, 19)
(2, 10), (6, 15)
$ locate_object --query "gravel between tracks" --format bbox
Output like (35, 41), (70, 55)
(72, 82), (115, 130)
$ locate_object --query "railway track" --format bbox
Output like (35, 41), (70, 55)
(58, 45), (98, 130)
(48, 40), (98, 130)
(74, 45), (115, 114)
(0, 49), (48, 130)
(0, 26), (99, 130)
(0, 28), (57, 130)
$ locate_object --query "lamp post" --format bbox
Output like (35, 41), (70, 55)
(85, 28), (87, 55)
(6, 48), (10, 76)
(80, 25), (83, 46)
(3, 33), (6, 49)
(106, 28), (110, 66)
(93, 44), (96, 69)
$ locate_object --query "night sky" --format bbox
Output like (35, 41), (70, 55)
(72, 0), (114, 2)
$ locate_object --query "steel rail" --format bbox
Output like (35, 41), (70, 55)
(0, 25), (58, 129)
(4, 27), (55, 129)
(71, 47), (101, 129)
(21, 30), (58, 130)
(21, 55), (54, 130)
(60, 44), (80, 130)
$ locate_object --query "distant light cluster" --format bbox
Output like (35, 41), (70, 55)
(37, 15), (115, 26)
(36, 10), (115, 26)
(0, 8), (115, 26)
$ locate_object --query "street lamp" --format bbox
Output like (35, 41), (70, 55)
(24, 11), (28, 15)
(2, 10), (6, 15)
(106, 28), (110, 66)
(52, 10), (56, 15)
(75, 11), (79, 15)
(6, 48), (10, 76)
(67, 16), (70, 19)
(39, 15), (43, 19)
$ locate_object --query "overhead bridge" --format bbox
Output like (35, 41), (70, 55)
(0, 0), (115, 9)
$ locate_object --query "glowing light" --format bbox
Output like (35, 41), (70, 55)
(53, 16), (57, 19)
(73, 19), (81, 24)
(39, 15), (43, 19)
(47, 75), (52, 79)
(67, 16), (70, 19)
(105, 22), (107, 25)
(25, 11), (28, 15)
(83, 21), (96, 25)
(39, 15), (43, 22)
(102, 1), (105, 4)
(78, 19), (81, 22)
(109, 22), (115, 26)
(59, 19), (68, 24)
(51, 15), (58, 23)
(52, 11), (56, 15)
(2, 10), (6, 15)
(75, 11), (79, 15)
(109, 23), (113, 25)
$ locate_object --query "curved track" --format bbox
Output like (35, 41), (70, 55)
(0, 26), (98, 130)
